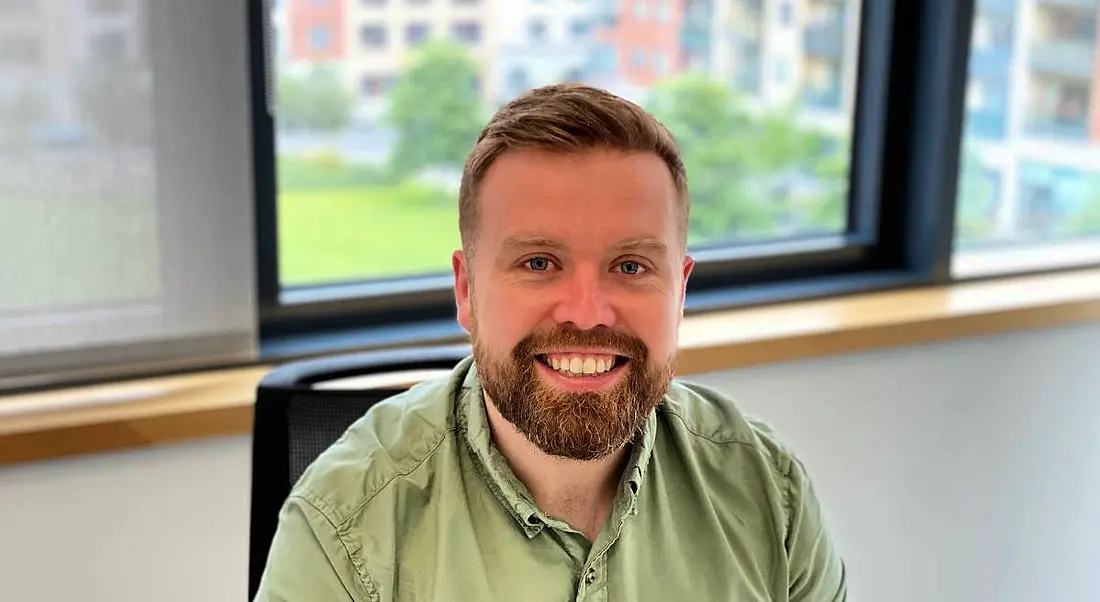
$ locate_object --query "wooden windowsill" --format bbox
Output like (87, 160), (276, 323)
(2, 268), (1099, 466)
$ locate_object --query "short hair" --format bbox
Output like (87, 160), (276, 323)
(458, 83), (688, 257)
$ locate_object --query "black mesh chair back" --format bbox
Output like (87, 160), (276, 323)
(248, 344), (471, 600)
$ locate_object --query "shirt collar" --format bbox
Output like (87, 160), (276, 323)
(454, 357), (658, 536)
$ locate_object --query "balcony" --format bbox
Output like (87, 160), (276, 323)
(969, 45), (1012, 79)
(1024, 116), (1088, 140)
(802, 86), (842, 110)
(965, 109), (1009, 140)
(1030, 41), (1096, 79)
(594, 0), (619, 28)
(978, 0), (1018, 12)
(682, 13), (711, 55)
(803, 20), (844, 60)
(1034, 0), (1096, 8)
(732, 62), (761, 94)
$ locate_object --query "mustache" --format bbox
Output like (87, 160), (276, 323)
(511, 324), (648, 361)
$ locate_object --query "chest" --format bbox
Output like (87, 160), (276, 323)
(383, 505), (787, 602)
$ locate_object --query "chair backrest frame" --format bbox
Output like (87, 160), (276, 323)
(247, 344), (471, 600)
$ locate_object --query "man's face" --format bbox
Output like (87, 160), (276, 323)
(452, 148), (694, 461)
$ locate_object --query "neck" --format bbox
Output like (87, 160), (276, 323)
(484, 394), (629, 541)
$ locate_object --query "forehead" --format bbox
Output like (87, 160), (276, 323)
(476, 149), (679, 253)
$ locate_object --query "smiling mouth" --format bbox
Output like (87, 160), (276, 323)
(535, 354), (629, 378)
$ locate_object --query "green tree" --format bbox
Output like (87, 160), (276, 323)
(385, 41), (483, 176)
(647, 74), (848, 244)
(276, 66), (352, 132)
(1062, 177), (1100, 237)
(954, 146), (996, 244)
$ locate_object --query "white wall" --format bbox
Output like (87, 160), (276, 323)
(2, 322), (1099, 601)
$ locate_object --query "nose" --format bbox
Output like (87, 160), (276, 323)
(551, 265), (616, 331)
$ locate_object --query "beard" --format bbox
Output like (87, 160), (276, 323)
(470, 313), (675, 461)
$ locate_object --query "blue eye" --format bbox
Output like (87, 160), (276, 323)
(526, 257), (551, 272)
(619, 261), (646, 275)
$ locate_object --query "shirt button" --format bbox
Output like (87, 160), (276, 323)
(585, 569), (596, 585)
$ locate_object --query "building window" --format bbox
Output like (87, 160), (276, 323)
(779, 1), (794, 27)
(507, 67), (529, 93)
(360, 24), (387, 49)
(87, 0), (126, 14)
(406, 23), (430, 45)
(309, 25), (331, 51)
(0, 0), (36, 16)
(631, 47), (646, 69)
(633, 0), (646, 20)
(361, 0), (386, 7)
(654, 52), (668, 75)
(0, 34), (39, 65)
(452, 22), (481, 44)
(88, 31), (129, 61)
(656, 0), (671, 22)
(528, 19), (548, 42)
(569, 19), (590, 40)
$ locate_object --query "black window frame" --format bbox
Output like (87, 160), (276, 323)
(248, 0), (1034, 361)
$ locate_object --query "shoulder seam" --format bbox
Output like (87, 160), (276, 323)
(289, 493), (381, 602)
(298, 425), (457, 530)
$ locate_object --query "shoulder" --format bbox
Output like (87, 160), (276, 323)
(658, 378), (800, 482)
(288, 359), (472, 527)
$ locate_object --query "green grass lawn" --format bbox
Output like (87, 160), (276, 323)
(278, 181), (462, 286)
(0, 198), (160, 313)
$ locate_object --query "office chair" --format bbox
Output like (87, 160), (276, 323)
(247, 343), (471, 600)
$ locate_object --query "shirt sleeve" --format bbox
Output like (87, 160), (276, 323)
(252, 494), (376, 602)
(786, 457), (848, 602)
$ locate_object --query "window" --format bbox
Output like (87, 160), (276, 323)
(405, 23), (430, 46)
(779, 1), (794, 26)
(0, 0), (36, 16)
(360, 24), (387, 49)
(239, 0), (1100, 367)
(656, 0), (670, 23)
(87, 0), (126, 14)
(955, 0), (1100, 276)
(309, 25), (331, 50)
(528, 19), (548, 42)
(3, 1), (254, 390)
(569, 19), (590, 41)
(88, 31), (129, 61)
(451, 22), (481, 44)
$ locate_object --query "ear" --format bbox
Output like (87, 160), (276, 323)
(453, 250), (473, 332)
(679, 254), (694, 317)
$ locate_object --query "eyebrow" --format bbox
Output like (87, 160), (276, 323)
(499, 234), (668, 256)
(614, 236), (669, 256)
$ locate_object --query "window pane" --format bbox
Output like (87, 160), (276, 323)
(0, 0), (256, 389)
(955, 0), (1100, 277)
(272, 0), (862, 288)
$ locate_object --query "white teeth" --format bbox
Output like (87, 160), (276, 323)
(544, 354), (617, 376)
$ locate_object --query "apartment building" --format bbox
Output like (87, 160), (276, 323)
(965, 0), (1100, 241)
(594, 0), (682, 97)
(0, 0), (148, 131)
(494, 0), (602, 104)
(287, 0), (347, 64)
(343, 0), (499, 120)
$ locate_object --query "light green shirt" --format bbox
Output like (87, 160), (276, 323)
(254, 356), (846, 601)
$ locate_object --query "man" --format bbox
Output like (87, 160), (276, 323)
(254, 84), (846, 601)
